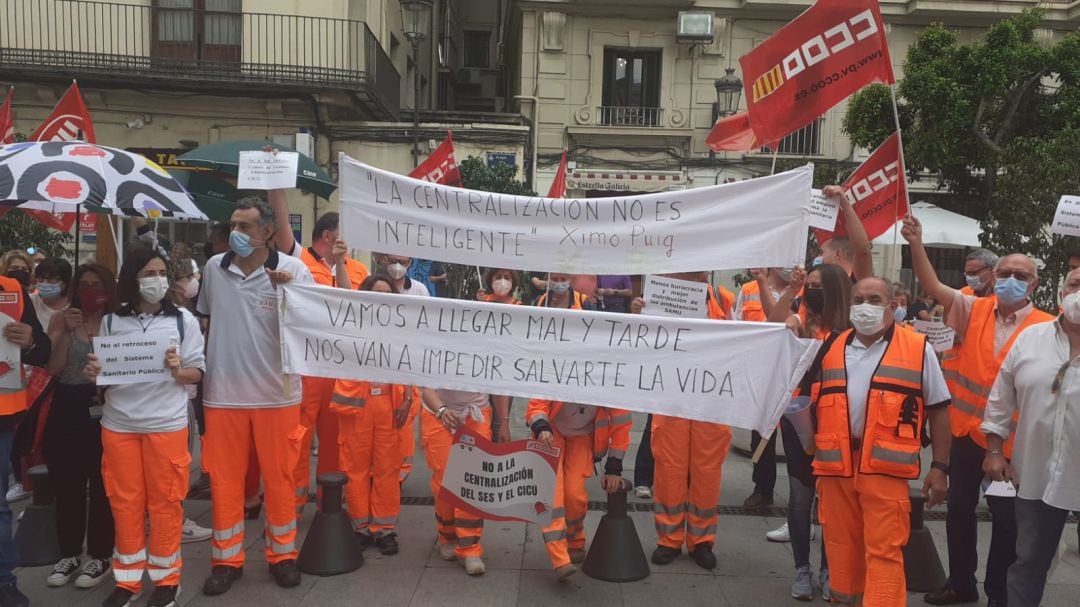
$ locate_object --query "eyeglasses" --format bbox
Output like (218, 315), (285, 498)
(995, 270), (1035, 282)
(1051, 359), (1071, 395)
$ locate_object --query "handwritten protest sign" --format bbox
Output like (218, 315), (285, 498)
(1051, 195), (1080, 237)
(279, 284), (820, 435)
(0, 311), (20, 391)
(439, 428), (560, 526)
(238, 151), (299, 190)
(912, 320), (956, 353)
(339, 154), (813, 274)
(806, 189), (840, 231)
(642, 275), (708, 319)
(92, 334), (170, 385)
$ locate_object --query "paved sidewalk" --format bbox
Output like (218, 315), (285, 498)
(12, 411), (1080, 606)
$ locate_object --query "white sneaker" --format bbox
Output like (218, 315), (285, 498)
(634, 486), (652, 499)
(74, 558), (110, 588)
(181, 518), (212, 543)
(5, 482), (29, 502)
(47, 557), (81, 587)
(438, 543), (456, 561)
(766, 522), (791, 543)
(461, 555), (486, 576)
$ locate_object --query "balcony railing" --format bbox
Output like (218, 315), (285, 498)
(597, 106), (663, 127)
(759, 119), (824, 156)
(0, 0), (400, 119)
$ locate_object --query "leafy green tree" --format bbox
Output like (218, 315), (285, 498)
(843, 9), (1080, 307)
(0, 210), (73, 258)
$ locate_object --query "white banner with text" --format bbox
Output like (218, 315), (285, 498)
(339, 154), (814, 274)
(279, 284), (820, 435)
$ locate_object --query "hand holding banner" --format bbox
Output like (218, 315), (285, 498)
(439, 428), (560, 526)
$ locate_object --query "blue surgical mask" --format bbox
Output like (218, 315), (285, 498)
(549, 281), (570, 294)
(964, 274), (984, 290)
(994, 277), (1029, 306)
(37, 282), (62, 299)
(229, 230), (255, 258)
(811, 256), (823, 268)
(894, 307), (907, 323)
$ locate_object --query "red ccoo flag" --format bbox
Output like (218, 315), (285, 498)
(0, 87), (14, 145)
(30, 81), (97, 143)
(409, 130), (461, 187)
(705, 111), (775, 152)
(547, 149), (568, 198)
(739, 0), (893, 145)
(814, 131), (907, 243)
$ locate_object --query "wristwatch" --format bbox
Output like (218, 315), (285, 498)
(931, 461), (950, 474)
(436, 406), (447, 420)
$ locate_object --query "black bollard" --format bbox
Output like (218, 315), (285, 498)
(583, 479), (650, 582)
(296, 472), (364, 576)
(902, 487), (946, 592)
(14, 465), (62, 566)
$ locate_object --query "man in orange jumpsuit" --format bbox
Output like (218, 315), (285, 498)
(527, 399), (631, 580)
(631, 271), (732, 570)
(812, 277), (952, 606)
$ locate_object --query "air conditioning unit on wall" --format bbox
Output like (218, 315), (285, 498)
(457, 68), (481, 84)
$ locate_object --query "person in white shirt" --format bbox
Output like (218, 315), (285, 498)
(374, 253), (430, 297)
(84, 249), (205, 607)
(982, 267), (1080, 607)
(195, 199), (314, 596)
(30, 257), (72, 332)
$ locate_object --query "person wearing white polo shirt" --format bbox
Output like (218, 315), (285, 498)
(196, 199), (313, 597)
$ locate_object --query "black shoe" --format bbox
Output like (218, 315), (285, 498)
(191, 472), (211, 493)
(147, 585), (180, 607)
(356, 532), (374, 550)
(690, 543), (717, 570)
(101, 587), (139, 607)
(269, 559), (302, 588)
(651, 545), (680, 565)
(0, 583), (29, 607)
(245, 501), (262, 520)
(986, 600), (1005, 607)
(375, 532), (400, 556)
(924, 587), (980, 605)
(742, 492), (774, 509)
(202, 565), (242, 596)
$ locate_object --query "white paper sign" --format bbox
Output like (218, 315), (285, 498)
(0, 312), (20, 391)
(985, 480), (1017, 498)
(339, 154), (814, 274)
(642, 275), (709, 319)
(238, 151), (299, 190)
(912, 320), (956, 353)
(806, 188), (840, 231)
(1051, 195), (1080, 237)
(279, 284), (821, 435)
(439, 429), (560, 525)
(92, 334), (170, 385)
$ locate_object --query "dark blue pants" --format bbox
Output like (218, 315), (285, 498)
(634, 414), (653, 488)
(1009, 498), (1074, 607)
(0, 428), (18, 586)
(750, 430), (777, 497)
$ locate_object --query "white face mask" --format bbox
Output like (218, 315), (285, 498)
(1063, 291), (1080, 324)
(850, 303), (887, 335)
(492, 278), (512, 296)
(138, 276), (170, 305)
(182, 277), (200, 300)
(386, 262), (407, 280)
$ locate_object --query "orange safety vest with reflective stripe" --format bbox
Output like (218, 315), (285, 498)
(300, 247), (370, 288)
(812, 327), (928, 480)
(0, 276), (27, 416)
(738, 281), (766, 322)
(715, 285), (734, 319)
(705, 288), (727, 320)
(943, 296), (1054, 457)
(329, 380), (414, 416)
(536, 291), (589, 309)
(481, 294), (522, 305)
(525, 399), (632, 461)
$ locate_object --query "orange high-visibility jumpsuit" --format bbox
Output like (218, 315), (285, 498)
(293, 250), (369, 509)
(652, 291), (732, 551)
(526, 399), (631, 568)
(331, 380), (415, 538)
(421, 390), (491, 558)
(813, 327), (932, 607)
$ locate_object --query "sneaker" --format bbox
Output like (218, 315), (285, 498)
(269, 559), (301, 588)
(181, 518), (211, 543)
(101, 587), (140, 607)
(462, 555), (485, 576)
(819, 568), (831, 602)
(4, 482), (29, 503)
(651, 545), (680, 565)
(356, 531), (374, 550)
(568, 548), (587, 564)
(201, 565), (242, 596)
(438, 543), (456, 561)
(689, 543), (717, 570)
(375, 532), (400, 556)
(634, 486), (652, 499)
(244, 500), (262, 520)
(0, 582), (30, 607)
(923, 587), (980, 605)
(766, 522), (791, 543)
(555, 564), (577, 581)
(743, 492), (774, 509)
(147, 584), (180, 607)
(75, 559), (111, 589)
(791, 565), (813, 601)
(47, 557), (81, 587)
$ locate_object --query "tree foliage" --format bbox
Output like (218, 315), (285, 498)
(0, 210), (73, 258)
(843, 9), (1080, 307)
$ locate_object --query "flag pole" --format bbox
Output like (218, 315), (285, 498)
(888, 84), (906, 249)
(770, 147), (780, 176)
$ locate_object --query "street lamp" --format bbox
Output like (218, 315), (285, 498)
(401, 0), (434, 168)
(714, 67), (743, 117)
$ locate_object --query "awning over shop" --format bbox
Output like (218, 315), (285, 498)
(566, 169), (686, 193)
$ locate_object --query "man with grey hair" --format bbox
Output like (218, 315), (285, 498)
(962, 248), (998, 297)
(903, 215), (1055, 607)
(196, 198), (314, 596)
